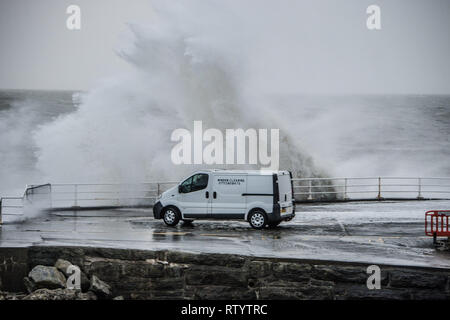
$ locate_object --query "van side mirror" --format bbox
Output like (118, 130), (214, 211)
(178, 185), (182, 193)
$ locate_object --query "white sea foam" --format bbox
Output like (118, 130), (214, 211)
(32, 1), (326, 184)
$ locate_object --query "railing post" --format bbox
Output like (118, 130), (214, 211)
(74, 184), (78, 207)
(417, 178), (423, 199)
(49, 184), (53, 209)
(308, 180), (313, 200)
(377, 177), (382, 200)
(344, 178), (348, 200)
(0, 198), (3, 225)
(157, 183), (160, 197)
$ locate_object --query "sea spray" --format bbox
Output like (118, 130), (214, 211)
(32, 2), (327, 185)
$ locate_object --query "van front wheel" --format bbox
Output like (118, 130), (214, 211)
(248, 210), (267, 229)
(162, 207), (180, 227)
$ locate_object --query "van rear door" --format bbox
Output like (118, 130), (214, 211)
(277, 171), (294, 215)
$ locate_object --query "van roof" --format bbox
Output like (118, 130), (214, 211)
(194, 169), (289, 175)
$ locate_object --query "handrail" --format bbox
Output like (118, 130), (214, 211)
(292, 177), (450, 201)
(293, 177), (450, 181)
(2, 177), (450, 223)
(1, 182), (179, 223)
(0, 196), (24, 224)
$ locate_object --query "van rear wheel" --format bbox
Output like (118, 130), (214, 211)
(248, 210), (267, 229)
(162, 207), (180, 227)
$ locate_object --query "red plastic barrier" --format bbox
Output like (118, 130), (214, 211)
(425, 210), (450, 237)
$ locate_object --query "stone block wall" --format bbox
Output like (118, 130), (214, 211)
(1, 246), (449, 299)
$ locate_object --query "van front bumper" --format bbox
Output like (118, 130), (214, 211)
(153, 201), (163, 219)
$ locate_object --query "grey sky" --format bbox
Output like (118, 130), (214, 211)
(0, 0), (449, 94)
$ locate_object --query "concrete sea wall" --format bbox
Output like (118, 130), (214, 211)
(0, 246), (449, 299)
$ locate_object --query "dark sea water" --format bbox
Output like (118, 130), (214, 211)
(0, 90), (450, 195)
(277, 94), (450, 178)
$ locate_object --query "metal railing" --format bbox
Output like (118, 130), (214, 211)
(0, 181), (178, 224)
(47, 182), (177, 208)
(293, 177), (450, 202)
(2, 177), (450, 223)
(0, 183), (53, 223)
(0, 196), (24, 224)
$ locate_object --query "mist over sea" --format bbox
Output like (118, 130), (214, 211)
(1, 89), (449, 196)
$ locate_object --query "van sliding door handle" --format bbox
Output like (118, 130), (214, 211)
(205, 191), (209, 198)
(213, 192), (217, 199)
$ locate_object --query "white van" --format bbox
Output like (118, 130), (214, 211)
(153, 170), (295, 229)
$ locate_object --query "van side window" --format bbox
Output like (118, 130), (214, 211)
(179, 176), (193, 193)
(191, 174), (209, 192)
(179, 174), (209, 193)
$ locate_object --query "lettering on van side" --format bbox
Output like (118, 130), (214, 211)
(217, 178), (245, 185)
